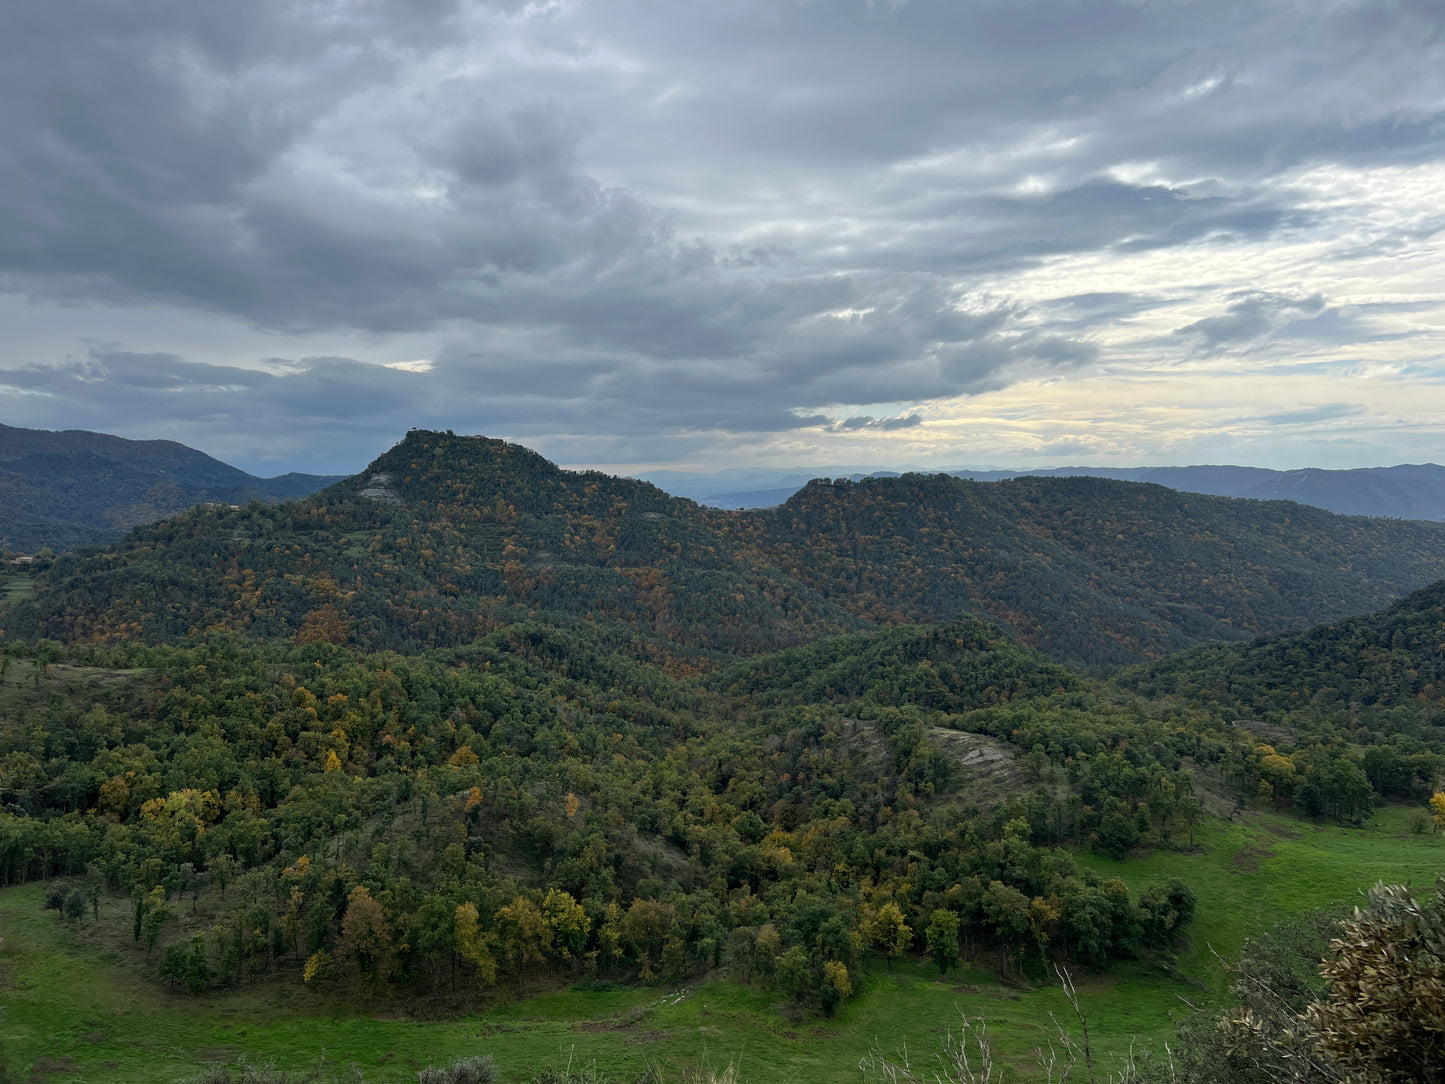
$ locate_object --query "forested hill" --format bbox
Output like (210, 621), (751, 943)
(2, 432), (863, 660)
(0, 422), (344, 553)
(686, 462), (1445, 520)
(1010, 463), (1445, 521)
(1118, 578), (1445, 717)
(9, 430), (1445, 669)
(730, 471), (1445, 666)
(709, 617), (1082, 710)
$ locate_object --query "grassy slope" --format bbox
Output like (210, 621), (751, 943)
(1079, 805), (1445, 991)
(3, 808), (1439, 1083)
(0, 569), (33, 608)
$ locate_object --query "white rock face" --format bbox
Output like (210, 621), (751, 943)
(357, 473), (402, 506)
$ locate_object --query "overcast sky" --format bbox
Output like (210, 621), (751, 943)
(2, 0), (1443, 476)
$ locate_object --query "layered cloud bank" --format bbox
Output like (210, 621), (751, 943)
(2, 0), (1443, 473)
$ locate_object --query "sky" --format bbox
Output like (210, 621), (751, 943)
(1, 0), (1443, 477)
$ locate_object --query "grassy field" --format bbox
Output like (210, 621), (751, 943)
(0, 659), (156, 721)
(0, 568), (34, 609)
(1, 806), (1439, 1083)
(1078, 803), (1445, 993)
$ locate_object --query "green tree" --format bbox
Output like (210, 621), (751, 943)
(62, 887), (86, 923)
(454, 902), (498, 987)
(867, 902), (912, 971)
(753, 923), (781, 982)
(820, 959), (851, 1017)
(541, 888), (591, 963)
(184, 933), (211, 993)
(982, 881), (1031, 973)
(494, 895), (548, 972)
(925, 909), (961, 975)
(775, 944), (811, 1001)
(621, 898), (675, 975)
(159, 940), (189, 989)
(141, 887), (172, 958)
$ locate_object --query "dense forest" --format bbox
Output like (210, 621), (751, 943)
(1, 620), (1213, 1014)
(1, 430), (1443, 1081)
(9, 431), (1445, 669)
(1118, 578), (1445, 814)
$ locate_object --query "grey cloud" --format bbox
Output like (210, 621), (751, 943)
(0, 351), (441, 472)
(1, 0), (1444, 469)
(1259, 403), (1366, 427)
(828, 414), (923, 432)
(0, 274), (1086, 466)
(1037, 291), (1186, 330)
(576, 0), (1444, 188)
(6, 0), (1440, 337)
(0, 2), (684, 335)
(423, 271), (1097, 432)
(893, 183), (1300, 274)
(1177, 292), (1329, 350)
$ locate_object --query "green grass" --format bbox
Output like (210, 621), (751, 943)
(2, 809), (1439, 1083)
(1079, 803), (1445, 991)
(0, 659), (154, 717)
(0, 894), (1178, 1084)
(0, 571), (33, 607)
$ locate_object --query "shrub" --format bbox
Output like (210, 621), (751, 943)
(417, 1055), (497, 1084)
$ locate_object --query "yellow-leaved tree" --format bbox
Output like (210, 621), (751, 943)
(1429, 790), (1445, 832)
(867, 902), (913, 971)
(542, 888), (591, 963)
(453, 902), (497, 986)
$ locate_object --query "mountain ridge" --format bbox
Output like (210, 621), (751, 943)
(667, 462), (1445, 520)
(0, 421), (346, 552)
(10, 429), (1445, 670)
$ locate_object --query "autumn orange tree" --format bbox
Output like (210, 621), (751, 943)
(338, 885), (393, 993)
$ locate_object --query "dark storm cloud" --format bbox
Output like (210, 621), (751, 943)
(1, 0), (1443, 464)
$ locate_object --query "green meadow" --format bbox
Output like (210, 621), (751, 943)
(0, 570), (32, 609)
(2, 806), (1438, 1083)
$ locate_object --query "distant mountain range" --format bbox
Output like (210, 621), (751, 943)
(0, 422), (345, 553)
(652, 463), (1445, 520)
